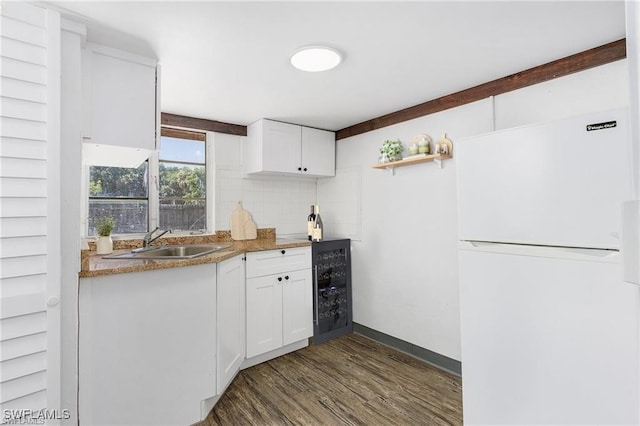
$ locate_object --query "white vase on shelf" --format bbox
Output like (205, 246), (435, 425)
(96, 235), (113, 255)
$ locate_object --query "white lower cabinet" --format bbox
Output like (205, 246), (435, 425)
(246, 248), (312, 358)
(216, 254), (245, 394)
(246, 273), (284, 356)
(79, 264), (216, 426)
(281, 269), (313, 345)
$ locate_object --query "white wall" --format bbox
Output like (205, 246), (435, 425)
(214, 132), (317, 235)
(320, 60), (629, 361)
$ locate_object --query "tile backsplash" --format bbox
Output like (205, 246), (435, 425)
(215, 168), (317, 235)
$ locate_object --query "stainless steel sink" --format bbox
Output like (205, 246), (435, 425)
(102, 244), (232, 260)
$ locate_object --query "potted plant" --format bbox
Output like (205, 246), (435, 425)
(94, 216), (115, 255)
(379, 139), (404, 162)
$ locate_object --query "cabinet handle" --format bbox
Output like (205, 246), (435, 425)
(303, 167), (307, 172)
(284, 275), (289, 280)
(297, 167), (302, 171)
(281, 250), (286, 255)
(313, 265), (319, 325)
(277, 276), (283, 282)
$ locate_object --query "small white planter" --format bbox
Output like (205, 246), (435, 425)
(96, 235), (113, 255)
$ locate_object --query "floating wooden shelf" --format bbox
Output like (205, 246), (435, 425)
(372, 154), (452, 174)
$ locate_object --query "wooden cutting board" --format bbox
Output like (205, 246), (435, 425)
(230, 201), (257, 240)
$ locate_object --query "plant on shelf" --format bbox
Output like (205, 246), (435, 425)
(379, 139), (404, 163)
(94, 216), (115, 236)
(94, 216), (115, 255)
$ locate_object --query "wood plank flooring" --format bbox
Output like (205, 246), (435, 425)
(198, 333), (462, 425)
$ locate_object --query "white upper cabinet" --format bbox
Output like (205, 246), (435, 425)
(82, 43), (158, 154)
(301, 126), (335, 176)
(244, 119), (335, 177)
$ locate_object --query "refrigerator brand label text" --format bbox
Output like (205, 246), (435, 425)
(586, 120), (617, 131)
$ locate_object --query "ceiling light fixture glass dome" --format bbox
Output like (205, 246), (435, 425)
(290, 45), (342, 72)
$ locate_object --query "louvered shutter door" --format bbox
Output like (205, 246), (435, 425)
(1, 2), (61, 420)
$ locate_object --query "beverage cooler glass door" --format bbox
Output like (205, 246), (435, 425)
(312, 239), (352, 344)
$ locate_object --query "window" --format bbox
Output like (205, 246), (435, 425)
(86, 128), (209, 236)
(88, 162), (149, 236)
(159, 129), (206, 231)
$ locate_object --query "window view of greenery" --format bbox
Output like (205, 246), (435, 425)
(88, 162), (149, 236)
(159, 135), (206, 231)
(87, 130), (206, 236)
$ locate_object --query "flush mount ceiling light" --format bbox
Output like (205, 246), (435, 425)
(290, 45), (342, 72)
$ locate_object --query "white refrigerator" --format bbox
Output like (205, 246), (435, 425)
(457, 108), (640, 425)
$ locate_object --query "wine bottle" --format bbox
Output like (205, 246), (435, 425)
(312, 205), (323, 241)
(307, 205), (316, 241)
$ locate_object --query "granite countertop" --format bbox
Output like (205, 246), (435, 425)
(79, 228), (310, 278)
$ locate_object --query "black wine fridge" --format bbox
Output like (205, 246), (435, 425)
(312, 238), (352, 344)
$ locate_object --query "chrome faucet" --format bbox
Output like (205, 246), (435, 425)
(143, 227), (172, 247)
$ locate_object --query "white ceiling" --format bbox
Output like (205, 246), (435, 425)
(48, 1), (626, 131)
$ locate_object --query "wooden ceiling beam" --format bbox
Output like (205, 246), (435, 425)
(161, 112), (247, 136)
(336, 38), (627, 140)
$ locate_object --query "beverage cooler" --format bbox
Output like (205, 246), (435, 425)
(312, 238), (353, 344)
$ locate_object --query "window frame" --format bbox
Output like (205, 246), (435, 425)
(157, 128), (208, 233)
(83, 127), (215, 239)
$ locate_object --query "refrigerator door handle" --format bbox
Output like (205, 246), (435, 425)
(313, 265), (319, 325)
(459, 240), (620, 262)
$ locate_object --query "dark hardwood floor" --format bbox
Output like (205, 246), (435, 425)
(199, 333), (462, 425)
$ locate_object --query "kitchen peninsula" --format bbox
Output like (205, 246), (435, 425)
(79, 228), (312, 425)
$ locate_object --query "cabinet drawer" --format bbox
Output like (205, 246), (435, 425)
(246, 247), (311, 278)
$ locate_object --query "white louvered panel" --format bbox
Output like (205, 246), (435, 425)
(0, 351), (46, 383)
(0, 57), (47, 85)
(1, 1), (46, 27)
(0, 77), (47, 104)
(0, 275), (46, 299)
(0, 138), (47, 160)
(0, 332), (47, 362)
(0, 158), (47, 179)
(1, 97), (47, 122)
(0, 312), (46, 341)
(0, 198), (47, 217)
(0, 16), (47, 47)
(0, 236), (47, 259)
(1, 390), (46, 412)
(0, 117), (46, 141)
(0, 218), (46, 238)
(0, 178), (47, 197)
(0, 1), (56, 417)
(0, 257), (46, 279)
(1, 36), (47, 65)
(1, 370), (47, 404)
(0, 294), (46, 319)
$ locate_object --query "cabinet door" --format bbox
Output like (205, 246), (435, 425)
(246, 274), (283, 358)
(282, 269), (313, 346)
(262, 119), (302, 174)
(216, 255), (245, 394)
(84, 43), (157, 151)
(301, 127), (335, 177)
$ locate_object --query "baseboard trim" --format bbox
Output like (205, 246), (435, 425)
(241, 339), (309, 370)
(353, 323), (461, 376)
